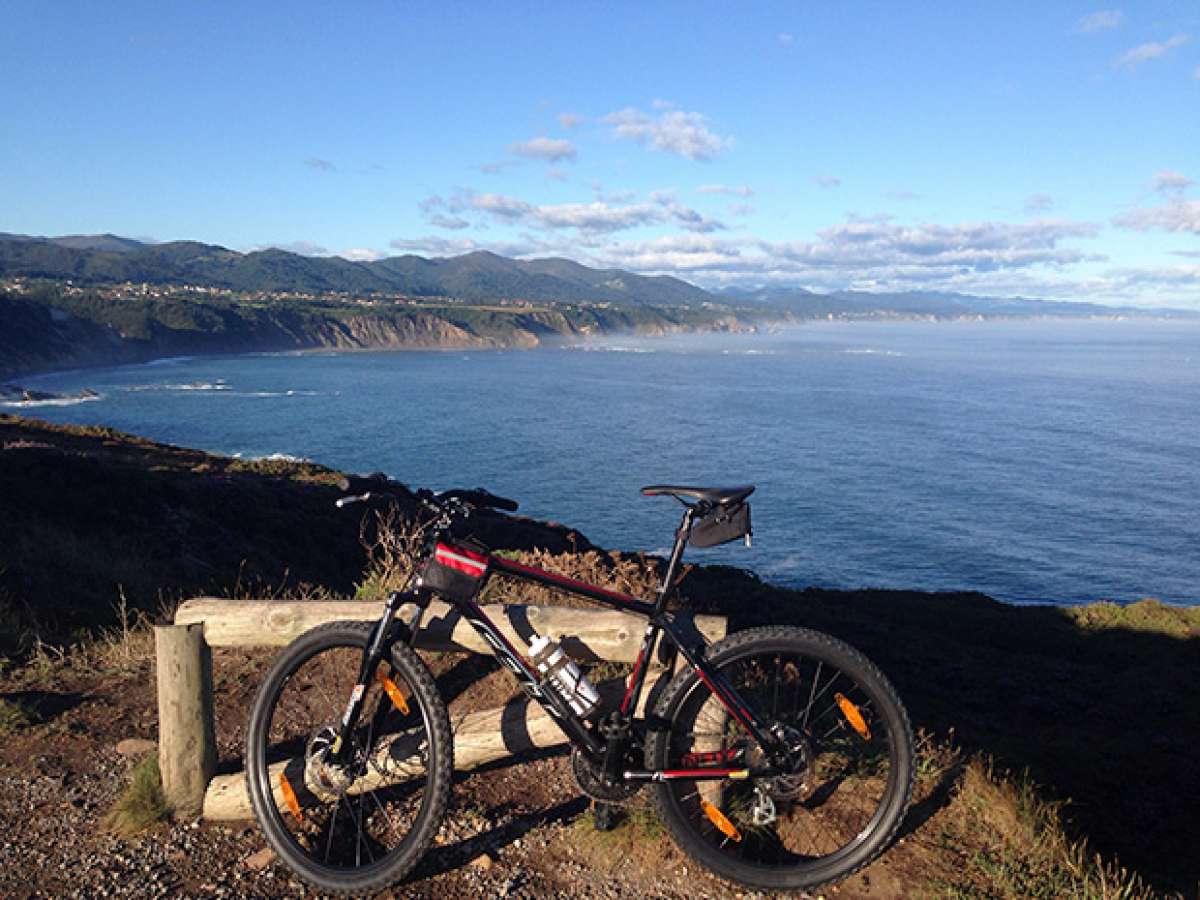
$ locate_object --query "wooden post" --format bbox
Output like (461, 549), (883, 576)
(155, 623), (216, 820)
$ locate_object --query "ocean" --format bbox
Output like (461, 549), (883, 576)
(11, 319), (1200, 606)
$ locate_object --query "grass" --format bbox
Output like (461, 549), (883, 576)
(104, 753), (169, 836)
(0, 697), (35, 735)
(926, 756), (1155, 899)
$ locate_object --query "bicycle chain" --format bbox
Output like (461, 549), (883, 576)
(570, 747), (645, 806)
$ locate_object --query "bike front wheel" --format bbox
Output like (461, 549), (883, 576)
(244, 622), (452, 895)
(646, 625), (914, 892)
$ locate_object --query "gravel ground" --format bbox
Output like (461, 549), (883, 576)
(0, 651), (835, 900)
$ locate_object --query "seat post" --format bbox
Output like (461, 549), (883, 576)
(653, 506), (695, 614)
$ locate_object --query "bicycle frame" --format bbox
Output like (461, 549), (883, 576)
(334, 505), (790, 782)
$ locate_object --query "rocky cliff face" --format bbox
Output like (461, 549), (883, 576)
(0, 291), (762, 378)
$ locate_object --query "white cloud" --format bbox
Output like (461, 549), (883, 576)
(581, 217), (1103, 295)
(247, 240), (330, 256)
(388, 235), (558, 258)
(509, 136), (577, 163)
(812, 175), (842, 189)
(697, 184), (754, 197)
(303, 157), (336, 172)
(778, 32), (796, 46)
(1075, 10), (1123, 33)
(1117, 33), (1191, 67)
(1025, 194), (1055, 213)
(247, 240), (387, 262)
(532, 201), (663, 232)
(479, 160), (520, 175)
(1152, 170), (1194, 194)
(557, 112), (584, 129)
(1113, 198), (1200, 233)
(729, 202), (756, 216)
(603, 106), (733, 161)
(424, 188), (725, 235)
(471, 192), (533, 220)
(338, 248), (385, 262)
(429, 214), (470, 230)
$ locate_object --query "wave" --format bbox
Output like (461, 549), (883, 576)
(568, 344), (658, 354)
(843, 348), (904, 357)
(128, 381), (231, 393)
(231, 451), (311, 463)
(139, 356), (197, 367)
(1, 394), (103, 408)
(238, 389), (321, 398)
(127, 383), (319, 397)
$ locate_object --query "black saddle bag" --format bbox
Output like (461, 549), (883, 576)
(688, 501), (752, 548)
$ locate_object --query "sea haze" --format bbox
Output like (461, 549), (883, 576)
(16, 320), (1200, 606)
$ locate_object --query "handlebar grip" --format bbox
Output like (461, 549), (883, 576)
(336, 472), (412, 501)
(438, 488), (519, 512)
(481, 491), (519, 513)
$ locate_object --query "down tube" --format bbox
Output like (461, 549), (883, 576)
(456, 596), (604, 756)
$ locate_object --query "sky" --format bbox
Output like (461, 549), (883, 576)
(2, 2), (1198, 307)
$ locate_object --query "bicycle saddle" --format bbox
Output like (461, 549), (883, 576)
(640, 484), (755, 506)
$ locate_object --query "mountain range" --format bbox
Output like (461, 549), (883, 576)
(0, 233), (712, 307)
(1, 232), (1190, 320)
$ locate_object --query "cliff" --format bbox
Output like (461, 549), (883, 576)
(0, 286), (755, 379)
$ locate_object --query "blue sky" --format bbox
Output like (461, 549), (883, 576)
(2, 2), (1198, 306)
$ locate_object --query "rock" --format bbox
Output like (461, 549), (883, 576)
(244, 847), (276, 870)
(470, 852), (494, 870)
(115, 738), (157, 757)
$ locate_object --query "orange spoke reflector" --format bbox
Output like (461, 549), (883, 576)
(376, 669), (410, 715)
(835, 692), (872, 740)
(700, 799), (742, 843)
(278, 771), (304, 823)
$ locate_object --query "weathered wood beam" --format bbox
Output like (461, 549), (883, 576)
(174, 598), (726, 663)
(203, 679), (638, 821)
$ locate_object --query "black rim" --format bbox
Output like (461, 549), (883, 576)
(666, 645), (899, 871)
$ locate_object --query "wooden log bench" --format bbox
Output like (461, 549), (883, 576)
(155, 598), (727, 820)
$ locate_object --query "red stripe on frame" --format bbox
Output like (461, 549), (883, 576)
(620, 648), (646, 714)
(435, 543), (488, 576)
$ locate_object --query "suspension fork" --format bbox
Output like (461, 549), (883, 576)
(329, 588), (424, 764)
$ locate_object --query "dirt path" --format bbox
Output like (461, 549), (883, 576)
(0, 647), (933, 900)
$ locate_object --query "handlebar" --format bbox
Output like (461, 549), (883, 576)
(334, 473), (518, 514)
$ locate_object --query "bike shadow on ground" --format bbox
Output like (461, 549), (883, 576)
(410, 790), (589, 882)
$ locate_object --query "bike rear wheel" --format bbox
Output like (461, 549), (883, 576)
(646, 625), (914, 892)
(245, 622), (452, 895)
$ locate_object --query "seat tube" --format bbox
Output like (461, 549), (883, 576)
(654, 507), (694, 615)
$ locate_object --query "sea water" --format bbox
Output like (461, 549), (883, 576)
(13, 319), (1200, 606)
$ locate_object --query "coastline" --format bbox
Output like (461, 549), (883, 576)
(3, 310), (1189, 385)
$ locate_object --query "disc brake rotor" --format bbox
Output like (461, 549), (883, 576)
(304, 726), (356, 797)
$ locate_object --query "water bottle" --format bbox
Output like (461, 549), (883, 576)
(529, 635), (601, 719)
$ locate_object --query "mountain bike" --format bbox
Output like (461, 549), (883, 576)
(244, 475), (915, 894)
